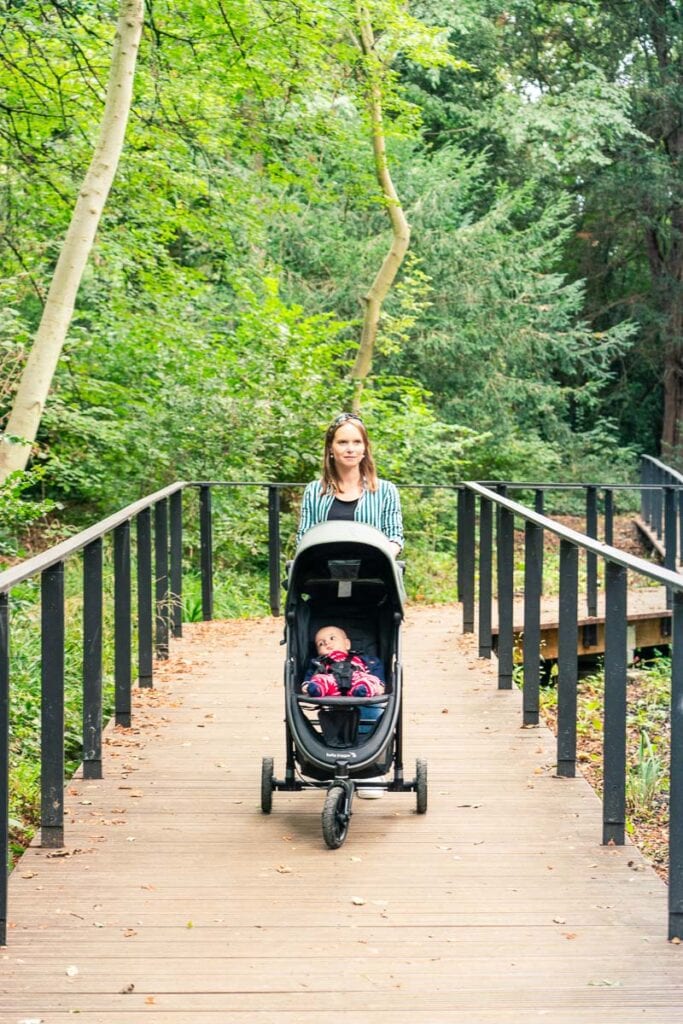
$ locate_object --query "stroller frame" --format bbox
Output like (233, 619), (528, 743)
(262, 521), (427, 848)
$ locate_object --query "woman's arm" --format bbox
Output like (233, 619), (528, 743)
(381, 481), (404, 555)
(296, 482), (316, 547)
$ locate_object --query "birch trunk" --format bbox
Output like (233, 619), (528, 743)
(350, 4), (411, 413)
(0, 0), (144, 483)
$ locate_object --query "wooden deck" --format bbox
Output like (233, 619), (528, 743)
(3, 604), (683, 1022)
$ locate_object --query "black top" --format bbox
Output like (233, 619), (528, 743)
(327, 497), (359, 522)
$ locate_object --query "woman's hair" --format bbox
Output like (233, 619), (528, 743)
(321, 413), (379, 494)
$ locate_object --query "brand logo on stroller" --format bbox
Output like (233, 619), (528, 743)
(325, 751), (357, 759)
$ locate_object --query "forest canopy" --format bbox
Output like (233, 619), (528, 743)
(1, 0), (680, 549)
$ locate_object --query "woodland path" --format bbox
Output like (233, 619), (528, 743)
(2, 604), (682, 1023)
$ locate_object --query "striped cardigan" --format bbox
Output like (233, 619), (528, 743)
(296, 479), (404, 551)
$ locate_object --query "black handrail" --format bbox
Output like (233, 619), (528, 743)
(0, 481), (187, 945)
(641, 455), (683, 571)
(463, 480), (683, 941)
(456, 479), (683, 637)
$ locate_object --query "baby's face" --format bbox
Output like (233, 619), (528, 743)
(315, 627), (351, 655)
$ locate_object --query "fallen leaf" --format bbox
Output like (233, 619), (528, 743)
(351, 897), (365, 906)
(66, 965), (79, 977)
(120, 983), (135, 994)
(552, 917), (566, 925)
(21, 871), (37, 879)
(588, 979), (621, 987)
(276, 865), (292, 874)
(145, 996), (156, 1005)
(123, 928), (137, 938)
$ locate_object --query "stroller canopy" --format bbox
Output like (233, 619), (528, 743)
(287, 521), (405, 619)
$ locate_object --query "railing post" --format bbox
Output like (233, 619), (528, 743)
(268, 485), (282, 617)
(155, 498), (169, 659)
(534, 489), (545, 595)
(461, 487), (475, 634)
(603, 488), (614, 546)
(83, 539), (103, 780)
(0, 592), (9, 946)
(669, 590), (683, 940)
(523, 520), (543, 725)
(170, 489), (183, 638)
(114, 522), (132, 728)
(654, 481), (663, 540)
(665, 486), (677, 610)
(603, 561), (627, 846)
(41, 562), (65, 848)
(137, 508), (153, 688)
(643, 458), (651, 528)
(199, 485), (214, 621)
(456, 487), (464, 602)
(586, 486), (598, 618)
(478, 496), (492, 658)
(557, 541), (578, 777)
(497, 502), (514, 689)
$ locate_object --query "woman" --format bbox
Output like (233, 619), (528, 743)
(296, 413), (403, 555)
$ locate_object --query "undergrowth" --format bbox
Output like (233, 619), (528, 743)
(539, 651), (671, 879)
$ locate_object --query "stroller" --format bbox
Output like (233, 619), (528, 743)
(261, 520), (428, 849)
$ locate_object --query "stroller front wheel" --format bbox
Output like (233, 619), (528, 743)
(416, 758), (428, 814)
(261, 757), (274, 814)
(322, 785), (350, 849)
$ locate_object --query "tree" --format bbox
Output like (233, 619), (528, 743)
(350, 5), (411, 411)
(0, 0), (144, 484)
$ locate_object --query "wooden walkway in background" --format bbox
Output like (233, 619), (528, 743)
(2, 605), (683, 1023)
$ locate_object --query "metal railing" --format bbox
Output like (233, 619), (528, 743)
(0, 481), (193, 944)
(640, 455), (683, 572)
(461, 480), (683, 941)
(5, 471), (683, 942)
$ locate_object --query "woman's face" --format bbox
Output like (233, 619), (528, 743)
(330, 421), (365, 470)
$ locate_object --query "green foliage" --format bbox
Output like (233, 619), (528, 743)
(626, 730), (665, 816)
(0, 468), (60, 556)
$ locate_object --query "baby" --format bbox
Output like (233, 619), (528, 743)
(302, 625), (385, 698)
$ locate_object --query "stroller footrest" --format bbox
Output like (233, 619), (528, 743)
(295, 695), (388, 707)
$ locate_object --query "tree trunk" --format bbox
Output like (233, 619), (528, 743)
(350, 4), (411, 413)
(0, 0), (144, 483)
(652, 124), (683, 460)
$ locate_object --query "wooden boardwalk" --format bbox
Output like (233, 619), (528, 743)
(3, 604), (683, 1023)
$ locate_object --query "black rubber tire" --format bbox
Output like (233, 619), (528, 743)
(416, 758), (428, 814)
(322, 785), (350, 849)
(261, 757), (274, 814)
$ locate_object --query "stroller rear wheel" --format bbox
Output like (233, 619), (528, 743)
(261, 757), (274, 814)
(322, 785), (350, 849)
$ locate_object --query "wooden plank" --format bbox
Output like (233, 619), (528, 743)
(3, 606), (683, 1023)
